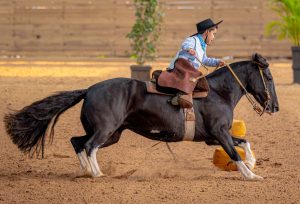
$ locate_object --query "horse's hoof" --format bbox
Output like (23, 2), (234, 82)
(92, 172), (105, 178)
(79, 167), (92, 176)
(245, 174), (263, 181)
(253, 174), (264, 181)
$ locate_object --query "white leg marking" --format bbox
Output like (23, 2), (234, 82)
(87, 148), (104, 177)
(239, 142), (256, 170)
(77, 152), (87, 169)
(235, 161), (263, 180)
(77, 151), (92, 175)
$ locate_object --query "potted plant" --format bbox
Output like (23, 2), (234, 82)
(127, 0), (163, 81)
(265, 0), (300, 83)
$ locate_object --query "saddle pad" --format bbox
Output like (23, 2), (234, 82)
(145, 81), (208, 98)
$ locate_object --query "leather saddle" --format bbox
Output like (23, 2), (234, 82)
(146, 69), (209, 98)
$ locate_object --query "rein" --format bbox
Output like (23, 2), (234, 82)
(184, 49), (270, 115)
(187, 53), (212, 82)
(225, 62), (271, 116)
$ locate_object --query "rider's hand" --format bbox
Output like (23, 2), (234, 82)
(218, 60), (225, 67)
(188, 49), (196, 56)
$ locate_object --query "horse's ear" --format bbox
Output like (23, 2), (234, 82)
(252, 53), (269, 69)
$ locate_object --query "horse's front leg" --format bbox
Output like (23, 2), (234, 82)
(232, 137), (256, 170)
(212, 128), (263, 180)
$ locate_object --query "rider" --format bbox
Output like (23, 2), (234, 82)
(158, 18), (225, 108)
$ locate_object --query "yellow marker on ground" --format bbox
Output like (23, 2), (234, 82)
(230, 119), (246, 137)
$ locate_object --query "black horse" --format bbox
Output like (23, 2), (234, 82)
(4, 53), (279, 180)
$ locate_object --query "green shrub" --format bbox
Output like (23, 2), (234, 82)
(127, 0), (164, 65)
(265, 0), (300, 46)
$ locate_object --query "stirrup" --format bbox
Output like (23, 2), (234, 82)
(169, 93), (181, 106)
(169, 93), (193, 108)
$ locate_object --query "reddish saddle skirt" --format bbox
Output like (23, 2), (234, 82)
(146, 58), (210, 98)
(146, 71), (209, 98)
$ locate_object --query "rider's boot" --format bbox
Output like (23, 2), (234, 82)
(170, 93), (193, 108)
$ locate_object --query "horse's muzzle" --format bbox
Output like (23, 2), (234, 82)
(265, 105), (279, 115)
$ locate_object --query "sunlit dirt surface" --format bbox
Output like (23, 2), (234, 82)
(0, 59), (299, 203)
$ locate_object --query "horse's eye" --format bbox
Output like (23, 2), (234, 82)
(264, 73), (273, 81)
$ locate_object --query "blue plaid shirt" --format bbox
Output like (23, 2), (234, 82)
(169, 34), (220, 70)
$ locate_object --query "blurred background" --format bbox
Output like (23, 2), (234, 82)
(1, 2), (300, 203)
(0, 0), (291, 60)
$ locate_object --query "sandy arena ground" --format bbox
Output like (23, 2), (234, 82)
(0, 59), (299, 203)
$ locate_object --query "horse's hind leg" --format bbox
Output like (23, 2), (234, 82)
(232, 137), (256, 170)
(84, 129), (122, 177)
(70, 135), (92, 175)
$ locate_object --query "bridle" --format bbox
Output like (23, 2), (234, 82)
(225, 62), (271, 116)
(186, 51), (271, 116)
(189, 53), (271, 116)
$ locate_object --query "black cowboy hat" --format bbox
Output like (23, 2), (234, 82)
(191, 18), (223, 36)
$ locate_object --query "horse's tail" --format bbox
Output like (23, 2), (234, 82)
(4, 89), (87, 158)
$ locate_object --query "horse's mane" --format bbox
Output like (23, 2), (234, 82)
(207, 53), (269, 79)
(206, 61), (250, 79)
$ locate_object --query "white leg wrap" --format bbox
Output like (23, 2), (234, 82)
(77, 151), (92, 175)
(235, 161), (263, 180)
(87, 148), (104, 177)
(239, 142), (256, 170)
(77, 152), (87, 169)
